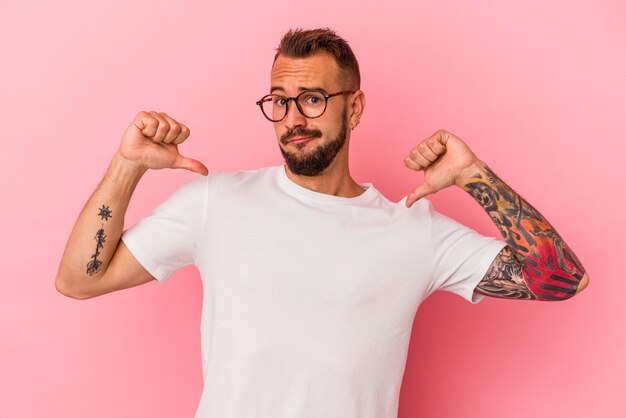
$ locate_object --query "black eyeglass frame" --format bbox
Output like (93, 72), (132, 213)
(255, 90), (355, 122)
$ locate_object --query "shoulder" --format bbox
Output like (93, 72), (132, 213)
(206, 165), (279, 191)
(395, 196), (436, 220)
(209, 165), (276, 184)
(192, 165), (283, 206)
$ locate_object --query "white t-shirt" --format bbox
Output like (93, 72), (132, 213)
(122, 165), (506, 418)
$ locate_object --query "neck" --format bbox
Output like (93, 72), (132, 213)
(283, 149), (364, 198)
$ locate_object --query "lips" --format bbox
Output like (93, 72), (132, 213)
(281, 129), (322, 146)
(289, 136), (315, 145)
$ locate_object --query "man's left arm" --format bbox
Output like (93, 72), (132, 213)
(462, 161), (588, 300)
(404, 130), (589, 301)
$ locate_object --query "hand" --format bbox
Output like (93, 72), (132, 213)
(404, 129), (480, 208)
(118, 111), (208, 175)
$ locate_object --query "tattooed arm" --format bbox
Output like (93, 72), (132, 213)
(404, 130), (588, 301)
(56, 111), (207, 299)
(462, 161), (588, 300)
(55, 154), (151, 299)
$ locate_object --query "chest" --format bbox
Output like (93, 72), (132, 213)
(200, 197), (432, 311)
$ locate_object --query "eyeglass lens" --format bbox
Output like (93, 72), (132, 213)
(261, 91), (326, 121)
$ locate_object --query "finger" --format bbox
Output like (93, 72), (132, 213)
(431, 129), (452, 146)
(407, 147), (434, 169)
(426, 134), (447, 155)
(148, 111), (170, 143)
(159, 112), (182, 144)
(172, 152), (209, 176)
(133, 111), (159, 138)
(418, 141), (441, 162)
(173, 124), (190, 145)
(406, 182), (435, 208)
(404, 156), (424, 171)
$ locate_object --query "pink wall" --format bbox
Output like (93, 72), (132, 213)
(1, 0), (623, 416)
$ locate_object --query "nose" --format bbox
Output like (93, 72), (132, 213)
(282, 98), (307, 131)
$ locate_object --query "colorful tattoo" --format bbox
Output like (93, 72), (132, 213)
(481, 246), (535, 299)
(463, 162), (586, 301)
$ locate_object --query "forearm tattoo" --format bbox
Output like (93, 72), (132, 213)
(464, 164), (586, 301)
(86, 205), (113, 276)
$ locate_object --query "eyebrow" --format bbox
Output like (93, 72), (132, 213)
(270, 86), (328, 94)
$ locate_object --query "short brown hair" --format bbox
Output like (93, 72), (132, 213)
(274, 28), (361, 90)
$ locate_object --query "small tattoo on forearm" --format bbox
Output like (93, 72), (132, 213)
(98, 205), (112, 221)
(86, 225), (106, 276)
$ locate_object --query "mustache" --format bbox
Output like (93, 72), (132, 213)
(281, 128), (322, 145)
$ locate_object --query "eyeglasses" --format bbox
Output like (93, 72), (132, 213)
(256, 90), (355, 122)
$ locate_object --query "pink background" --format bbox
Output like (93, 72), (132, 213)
(1, 0), (624, 417)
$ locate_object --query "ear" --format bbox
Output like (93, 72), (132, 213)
(349, 90), (365, 130)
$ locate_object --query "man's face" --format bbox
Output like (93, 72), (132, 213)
(270, 52), (350, 176)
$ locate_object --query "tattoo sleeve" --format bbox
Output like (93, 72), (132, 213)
(462, 162), (587, 301)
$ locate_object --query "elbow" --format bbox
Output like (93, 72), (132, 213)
(55, 273), (91, 300)
(531, 272), (589, 301)
(551, 272), (589, 301)
(575, 272), (590, 295)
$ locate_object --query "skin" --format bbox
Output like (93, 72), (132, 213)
(55, 111), (206, 299)
(403, 130), (589, 299)
(54, 55), (368, 299)
(270, 52), (366, 198)
(56, 51), (588, 301)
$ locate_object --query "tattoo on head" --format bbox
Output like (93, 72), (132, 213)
(98, 205), (112, 221)
(86, 225), (106, 276)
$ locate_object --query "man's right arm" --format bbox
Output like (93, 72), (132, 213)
(55, 111), (208, 300)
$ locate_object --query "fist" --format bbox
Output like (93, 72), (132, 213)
(119, 111), (208, 175)
(404, 129), (480, 208)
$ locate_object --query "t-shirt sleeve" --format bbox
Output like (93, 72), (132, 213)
(121, 175), (209, 284)
(426, 199), (507, 304)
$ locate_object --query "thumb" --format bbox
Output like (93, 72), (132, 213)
(405, 182), (435, 208)
(172, 154), (209, 176)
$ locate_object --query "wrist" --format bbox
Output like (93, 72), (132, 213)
(106, 152), (148, 189)
(455, 159), (486, 188)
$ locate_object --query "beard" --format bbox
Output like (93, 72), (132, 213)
(279, 110), (348, 177)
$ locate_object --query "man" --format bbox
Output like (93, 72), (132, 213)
(56, 28), (589, 418)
